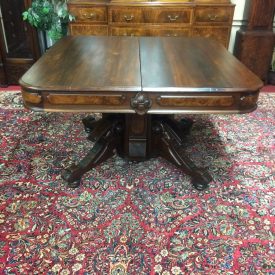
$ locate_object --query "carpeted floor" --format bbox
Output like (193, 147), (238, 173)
(0, 91), (274, 274)
(261, 85), (275, 93)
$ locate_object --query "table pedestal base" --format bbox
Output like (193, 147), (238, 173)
(61, 114), (212, 190)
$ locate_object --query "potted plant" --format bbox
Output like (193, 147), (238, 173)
(22, 0), (74, 51)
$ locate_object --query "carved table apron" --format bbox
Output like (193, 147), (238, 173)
(19, 36), (263, 190)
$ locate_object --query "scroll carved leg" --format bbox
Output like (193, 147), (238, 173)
(152, 117), (212, 190)
(61, 113), (211, 190)
(61, 116), (122, 188)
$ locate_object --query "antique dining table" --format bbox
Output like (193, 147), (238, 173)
(19, 36), (263, 190)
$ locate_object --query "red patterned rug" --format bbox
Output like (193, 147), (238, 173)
(0, 91), (274, 274)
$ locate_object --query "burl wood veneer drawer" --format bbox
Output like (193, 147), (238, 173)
(69, 6), (107, 23)
(150, 28), (190, 37)
(46, 94), (126, 105)
(194, 7), (233, 24)
(110, 27), (190, 37)
(109, 8), (144, 23)
(70, 24), (108, 35)
(109, 27), (152, 36)
(154, 93), (259, 111)
(156, 95), (234, 107)
(192, 27), (230, 47)
(109, 7), (192, 24)
(110, 27), (149, 36)
(143, 8), (192, 24)
(21, 90), (42, 104)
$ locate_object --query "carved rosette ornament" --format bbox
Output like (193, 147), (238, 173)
(130, 93), (152, 115)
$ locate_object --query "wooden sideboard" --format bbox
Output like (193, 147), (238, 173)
(68, 0), (235, 48)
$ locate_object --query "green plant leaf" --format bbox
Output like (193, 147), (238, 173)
(42, 7), (50, 14)
(22, 0), (73, 41)
(22, 11), (28, 20)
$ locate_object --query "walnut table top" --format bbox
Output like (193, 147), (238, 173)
(20, 35), (263, 115)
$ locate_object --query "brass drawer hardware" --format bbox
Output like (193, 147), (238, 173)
(168, 15), (179, 22)
(208, 14), (218, 21)
(82, 13), (95, 19)
(124, 15), (134, 21)
(166, 33), (178, 37)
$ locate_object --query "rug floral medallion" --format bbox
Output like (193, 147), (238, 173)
(0, 92), (274, 274)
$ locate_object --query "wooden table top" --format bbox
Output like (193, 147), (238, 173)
(20, 36), (263, 114)
(21, 36), (141, 92)
(140, 37), (262, 92)
(20, 36), (262, 93)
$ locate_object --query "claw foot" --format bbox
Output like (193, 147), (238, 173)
(61, 165), (82, 188)
(192, 179), (209, 191)
(191, 169), (212, 191)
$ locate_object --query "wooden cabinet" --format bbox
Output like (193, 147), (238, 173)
(0, 0), (41, 86)
(233, 0), (275, 82)
(194, 6), (232, 23)
(69, 6), (108, 22)
(68, 0), (235, 48)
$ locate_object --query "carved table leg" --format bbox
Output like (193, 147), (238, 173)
(61, 113), (212, 190)
(152, 117), (212, 190)
(61, 116), (122, 188)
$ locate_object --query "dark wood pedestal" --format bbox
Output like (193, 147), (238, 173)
(61, 114), (212, 190)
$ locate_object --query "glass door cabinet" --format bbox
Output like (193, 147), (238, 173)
(0, 0), (40, 85)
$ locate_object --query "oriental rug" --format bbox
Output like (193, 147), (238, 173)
(0, 92), (274, 274)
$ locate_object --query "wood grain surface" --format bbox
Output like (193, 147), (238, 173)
(139, 36), (263, 92)
(20, 36), (141, 92)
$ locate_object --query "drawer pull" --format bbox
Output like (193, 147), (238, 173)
(208, 14), (218, 21)
(168, 15), (179, 22)
(166, 33), (178, 37)
(124, 15), (134, 22)
(87, 13), (95, 19)
(82, 13), (95, 19)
